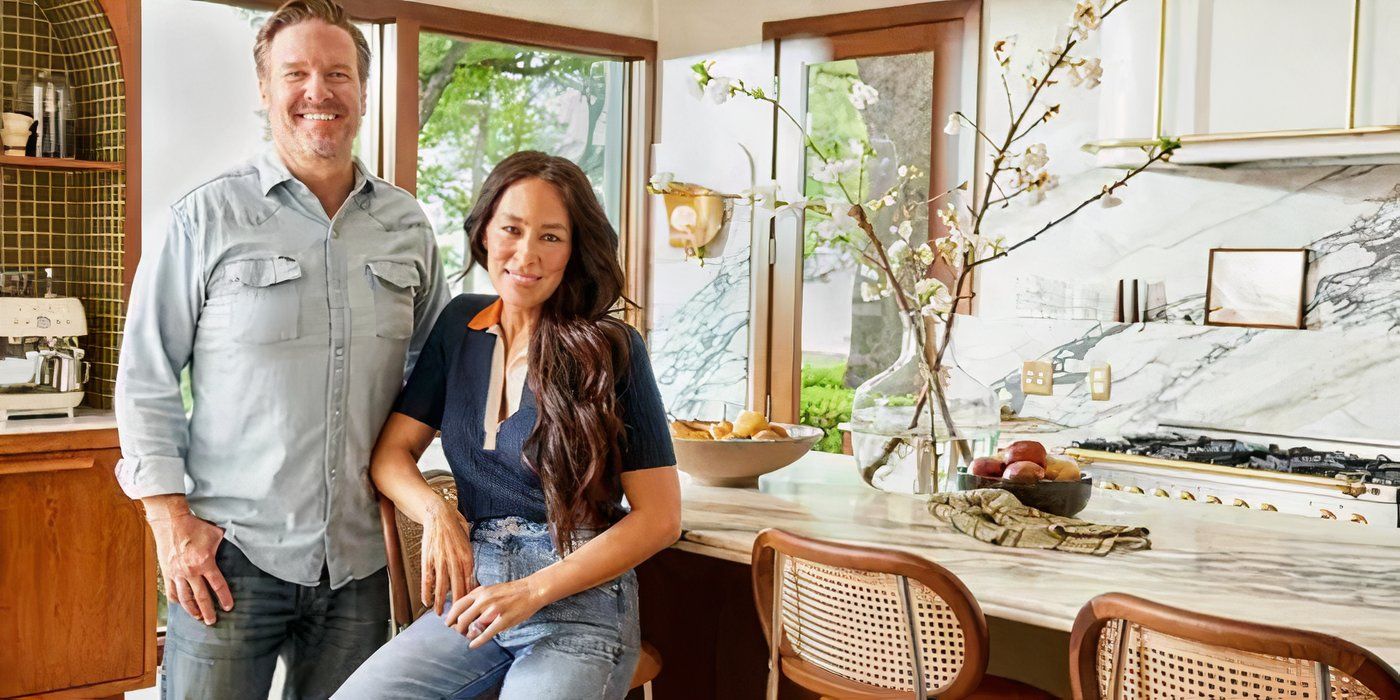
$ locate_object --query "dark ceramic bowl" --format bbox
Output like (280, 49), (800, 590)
(955, 471), (1094, 517)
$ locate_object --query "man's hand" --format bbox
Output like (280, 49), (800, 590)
(143, 495), (232, 625)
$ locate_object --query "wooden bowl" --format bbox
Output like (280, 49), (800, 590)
(672, 423), (823, 487)
(955, 471), (1094, 517)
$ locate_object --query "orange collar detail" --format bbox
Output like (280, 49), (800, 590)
(467, 299), (504, 331)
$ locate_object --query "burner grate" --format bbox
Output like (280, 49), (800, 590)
(1071, 436), (1395, 485)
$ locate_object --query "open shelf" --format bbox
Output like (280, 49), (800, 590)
(0, 155), (124, 171)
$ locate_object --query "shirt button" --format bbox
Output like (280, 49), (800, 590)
(335, 348), (344, 357)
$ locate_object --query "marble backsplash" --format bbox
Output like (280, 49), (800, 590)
(958, 163), (1400, 443)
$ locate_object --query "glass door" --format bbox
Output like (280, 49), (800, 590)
(768, 7), (975, 452)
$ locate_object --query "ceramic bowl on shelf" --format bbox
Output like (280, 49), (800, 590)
(672, 422), (823, 487)
(955, 471), (1094, 517)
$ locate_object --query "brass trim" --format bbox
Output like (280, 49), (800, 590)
(1086, 125), (1400, 153)
(1065, 448), (1368, 497)
(1347, 0), (1361, 129)
(1153, 0), (1167, 137)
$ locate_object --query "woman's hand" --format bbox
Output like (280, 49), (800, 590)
(420, 500), (475, 616)
(443, 577), (548, 648)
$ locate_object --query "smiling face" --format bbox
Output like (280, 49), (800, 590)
(484, 177), (573, 312)
(259, 19), (365, 165)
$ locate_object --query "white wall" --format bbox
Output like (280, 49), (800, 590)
(414, 0), (655, 41)
(653, 0), (942, 59)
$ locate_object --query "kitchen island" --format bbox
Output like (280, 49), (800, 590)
(638, 450), (1400, 698)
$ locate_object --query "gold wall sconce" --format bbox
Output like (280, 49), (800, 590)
(649, 178), (734, 259)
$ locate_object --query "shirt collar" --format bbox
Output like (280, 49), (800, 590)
(468, 299), (504, 331)
(255, 148), (376, 198)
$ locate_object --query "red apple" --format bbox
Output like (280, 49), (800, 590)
(1004, 461), (1045, 483)
(1003, 440), (1047, 467)
(969, 457), (1005, 478)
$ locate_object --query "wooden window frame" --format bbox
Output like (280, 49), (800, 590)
(758, 1), (981, 422)
(220, 0), (658, 328)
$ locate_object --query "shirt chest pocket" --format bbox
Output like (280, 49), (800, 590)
(227, 256), (303, 344)
(365, 260), (419, 339)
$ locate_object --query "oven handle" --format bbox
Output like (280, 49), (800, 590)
(1064, 448), (1369, 498)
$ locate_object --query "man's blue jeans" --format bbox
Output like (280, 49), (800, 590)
(161, 540), (390, 700)
(333, 516), (641, 700)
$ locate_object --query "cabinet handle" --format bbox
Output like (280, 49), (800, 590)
(0, 455), (94, 476)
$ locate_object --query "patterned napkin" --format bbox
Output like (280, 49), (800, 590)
(927, 489), (1151, 555)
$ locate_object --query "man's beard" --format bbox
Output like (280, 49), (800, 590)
(272, 108), (360, 160)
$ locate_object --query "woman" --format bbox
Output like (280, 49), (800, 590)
(336, 151), (680, 699)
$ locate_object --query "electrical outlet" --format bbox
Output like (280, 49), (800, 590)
(1089, 362), (1112, 400)
(1021, 360), (1054, 396)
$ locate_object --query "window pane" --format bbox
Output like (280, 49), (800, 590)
(799, 53), (934, 453)
(416, 35), (626, 293)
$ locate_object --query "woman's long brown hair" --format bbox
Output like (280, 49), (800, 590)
(465, 151), (632, 551)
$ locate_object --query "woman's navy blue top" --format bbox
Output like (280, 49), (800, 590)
(392, 294), (676, 524)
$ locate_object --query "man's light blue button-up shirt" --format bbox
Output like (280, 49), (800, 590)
(116, 149), (450, 587)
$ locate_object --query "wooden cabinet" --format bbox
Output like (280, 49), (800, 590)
(0, 429), (157, 699)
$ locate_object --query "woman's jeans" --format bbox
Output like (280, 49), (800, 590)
(334, 517), (641, 699)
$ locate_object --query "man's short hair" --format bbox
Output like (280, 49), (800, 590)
(254, 0), (371, 87)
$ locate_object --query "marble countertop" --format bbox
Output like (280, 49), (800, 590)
(0, 408), (116, 436)
(678, 451), (1400, 668)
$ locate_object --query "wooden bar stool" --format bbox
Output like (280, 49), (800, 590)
(380, 470), (661, 698)
(751, 528), (1054, 699)
(1069, 592), (1400, 700)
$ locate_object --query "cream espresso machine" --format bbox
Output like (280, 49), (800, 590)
(0, 275), (89, 421)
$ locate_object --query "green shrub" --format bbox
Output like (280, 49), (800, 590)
(800, 362), (853, 453)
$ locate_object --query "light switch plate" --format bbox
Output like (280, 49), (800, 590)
(1089, 363), (1112, 400)
(1021, 360), (1054, 396)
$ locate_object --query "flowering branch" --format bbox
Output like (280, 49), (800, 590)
(679, 0), (1177, 485)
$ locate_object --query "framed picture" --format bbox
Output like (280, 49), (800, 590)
(1204, 248), (1309, 329)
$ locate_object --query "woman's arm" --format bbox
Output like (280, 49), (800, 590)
(372, 412), (475, 614)
(445, 466), (681, 645)
(370, 413), (447, 524)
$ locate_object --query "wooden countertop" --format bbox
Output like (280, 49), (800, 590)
(677, 451), (1400, 668)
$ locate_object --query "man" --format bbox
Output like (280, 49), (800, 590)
(115, 1), (448, 697)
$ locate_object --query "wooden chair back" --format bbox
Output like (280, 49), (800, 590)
(1070, 592), (1400, 700)
(750, 528), (991, 700)
(379, 469), (457, 630)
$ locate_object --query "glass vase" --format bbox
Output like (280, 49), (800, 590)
(848, 312), (999, 494)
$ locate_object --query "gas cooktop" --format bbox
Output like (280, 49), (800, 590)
(1072, 433), (1400, 486)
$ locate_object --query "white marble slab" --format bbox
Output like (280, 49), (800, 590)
(679, 451), (1400, 668)
(0, 408), (116, 436)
